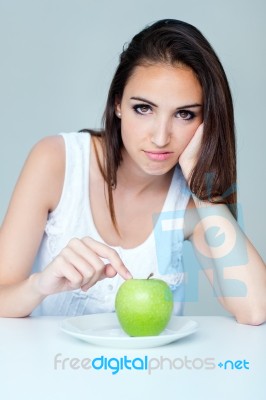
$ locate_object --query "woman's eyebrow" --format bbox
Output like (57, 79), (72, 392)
(176, 103), (202, 110)
(130, 96), (158, 107)
(130, 96), (202, 110)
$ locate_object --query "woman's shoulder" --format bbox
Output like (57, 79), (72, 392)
(25, 135), (66, 212)
(30, 134), (65, 156)
(29, 135), (65, 181)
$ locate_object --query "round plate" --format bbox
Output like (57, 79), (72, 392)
(61, 313), (199, 349)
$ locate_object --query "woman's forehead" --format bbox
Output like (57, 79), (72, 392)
(123, 63), (203, 104)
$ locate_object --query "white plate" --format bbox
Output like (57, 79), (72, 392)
(61, 313), (199, 349)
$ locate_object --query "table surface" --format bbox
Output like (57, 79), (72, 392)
(0, 315), (265, 400)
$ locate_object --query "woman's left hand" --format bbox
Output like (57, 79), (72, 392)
(179, 122), (204, 183)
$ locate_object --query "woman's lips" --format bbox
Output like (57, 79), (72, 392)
(144, 151), (173, 161)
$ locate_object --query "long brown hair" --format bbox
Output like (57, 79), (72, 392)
(80, 19), (237, 227)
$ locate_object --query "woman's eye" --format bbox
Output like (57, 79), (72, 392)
(133, 104), (152, 115)
(176, 110), (195, 120)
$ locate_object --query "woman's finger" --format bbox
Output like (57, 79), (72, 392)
(81, 237), (132, 279)
(67, 238), (119, 287)
(67, 238), (105, 272)
(104, 263), (118, 278)
(59, 247), (97, 286)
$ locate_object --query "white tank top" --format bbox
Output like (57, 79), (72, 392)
(31, 132), (191, 316)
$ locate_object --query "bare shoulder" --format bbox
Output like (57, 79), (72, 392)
(2, 134), (66, 220)
(29, 135), (65, 168)
(23, 135), (65, 211)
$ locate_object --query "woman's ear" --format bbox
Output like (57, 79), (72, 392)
(114, 96), (122, 118)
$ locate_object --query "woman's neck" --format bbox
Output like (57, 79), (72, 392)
(117, 149), (174, 196)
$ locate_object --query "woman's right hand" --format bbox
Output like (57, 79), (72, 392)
(32, 237), (132, 297)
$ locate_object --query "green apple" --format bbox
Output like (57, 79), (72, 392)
(115, 274), (174, 336)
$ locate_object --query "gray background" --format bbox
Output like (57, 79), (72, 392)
(0, 0), (265, 315)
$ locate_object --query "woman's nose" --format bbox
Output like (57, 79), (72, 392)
(151, 119), (171, 147)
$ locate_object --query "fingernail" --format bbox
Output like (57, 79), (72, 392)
(126, 271), (133, 279)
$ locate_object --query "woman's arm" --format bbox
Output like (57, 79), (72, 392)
(0, 136), (131, 317)
(179, 123), (266, 325)
(0, 136), (64, 316)
(184, 195), (266, 325)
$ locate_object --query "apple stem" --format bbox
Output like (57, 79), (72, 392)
(147, 273), (154, 280)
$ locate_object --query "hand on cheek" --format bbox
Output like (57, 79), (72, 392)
(179, 123), (204, 183)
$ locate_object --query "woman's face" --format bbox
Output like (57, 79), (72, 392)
(115, 63), (203, 177)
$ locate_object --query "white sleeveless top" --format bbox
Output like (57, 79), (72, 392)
(31, 132), (191, 316)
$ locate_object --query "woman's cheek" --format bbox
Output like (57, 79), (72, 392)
(178, 127), (197, 149)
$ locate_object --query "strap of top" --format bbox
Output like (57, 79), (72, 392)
(47, 131), (89, 223)
(43, 132), (89, 259)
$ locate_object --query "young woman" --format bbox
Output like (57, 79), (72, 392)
(0, 19), (265, 323)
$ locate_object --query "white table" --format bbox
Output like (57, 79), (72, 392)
(0, 316), (265, 400)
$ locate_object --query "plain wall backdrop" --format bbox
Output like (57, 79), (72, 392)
(0, 0), (265, 315)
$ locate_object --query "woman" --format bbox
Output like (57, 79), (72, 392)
(0, 19), (265, 322)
